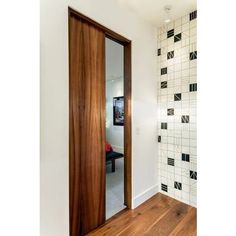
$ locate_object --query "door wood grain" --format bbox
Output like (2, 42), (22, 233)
(69, 7), (132, 236)
(69, 12), (106, 236)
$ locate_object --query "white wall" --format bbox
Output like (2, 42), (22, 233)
(106, 38), (124, 153)
(41, 0), (158, 235)
(106, 38), (124, 80)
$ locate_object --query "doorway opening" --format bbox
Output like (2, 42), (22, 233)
(105, 38), (125, 219)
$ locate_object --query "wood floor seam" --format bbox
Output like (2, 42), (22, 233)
(86, 193), (196, 236)
(142, 204), (177, 235)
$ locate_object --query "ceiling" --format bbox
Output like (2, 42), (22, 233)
(118, 0), (197, 27)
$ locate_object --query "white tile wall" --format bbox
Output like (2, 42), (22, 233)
(157, 10), (197, 207)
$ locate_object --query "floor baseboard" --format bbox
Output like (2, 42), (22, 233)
(132, 184), (159, 209)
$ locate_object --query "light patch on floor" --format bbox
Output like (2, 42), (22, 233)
(106, 158), (126, 219)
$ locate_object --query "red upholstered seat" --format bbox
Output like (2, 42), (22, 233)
(105, 141), (113, 153)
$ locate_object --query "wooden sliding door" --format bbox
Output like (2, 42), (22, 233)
(69, 7), (132, 236)
(69, 12), (106, 236)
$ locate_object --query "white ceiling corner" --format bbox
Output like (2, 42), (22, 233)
(117, 0), (197, 27)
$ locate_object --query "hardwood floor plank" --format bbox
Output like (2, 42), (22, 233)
(169, 207), (197, 236)
(87, 194), (171, 236)
(143, 202), (192, 236)
(117, 198), (179, 236)
(86, 193), (197, 236)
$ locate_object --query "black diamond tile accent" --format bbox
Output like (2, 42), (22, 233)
(167, 50), (174, 60)
(190, 170), (197, 180)
(161, 122), (167, 130)
(157, 48), (161, 56)
(190, 10), (197, 21)
(161, 67), (167, 75)
(189, 83), (197, 92)
(174, 93), (182, 101)
(161, 183), (168, 192)
(174, 33), (182, 43)
(167, 29), (174, 38)
(182, 153), (190, 162)
(168, 158), (175, 166)
(161, 81), (167, 88)
(182, 115), (190, 123)
(174, 181), (182, 190)
(158, 136), (161, 142)
(190, 51), (197, 60)
(167, 108), (174, 116)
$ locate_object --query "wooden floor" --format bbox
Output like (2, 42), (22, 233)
(87, 193), (196, 236)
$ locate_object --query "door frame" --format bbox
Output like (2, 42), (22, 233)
(68, 7), (132, 210)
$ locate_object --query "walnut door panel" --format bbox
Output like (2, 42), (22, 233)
(69, 13), (105, 236)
